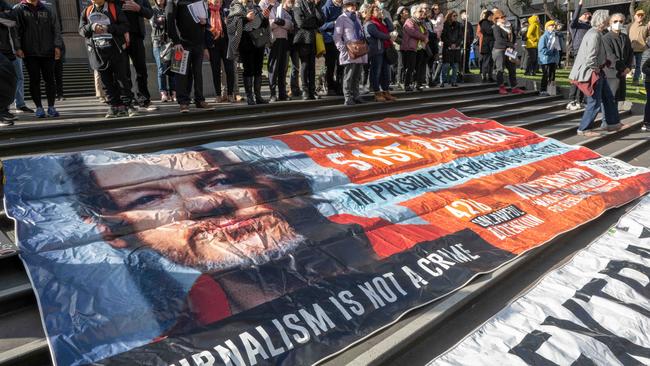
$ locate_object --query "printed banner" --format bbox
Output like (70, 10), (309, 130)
(3, 109), (650, 366)
(430, 194), (650, 366)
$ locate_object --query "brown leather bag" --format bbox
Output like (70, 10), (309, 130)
(346, 40), (369, 59)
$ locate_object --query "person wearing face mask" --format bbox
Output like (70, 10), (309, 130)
(570, 9), (622, 137)
(491, 10), (523, 95)
(537, 20), (560, 96)
(602, 13), (632, 103)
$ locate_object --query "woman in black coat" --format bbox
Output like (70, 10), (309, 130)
(440, 10), (462, 87)
(292, 0), (324, 99)
(477, 10), (494, 82)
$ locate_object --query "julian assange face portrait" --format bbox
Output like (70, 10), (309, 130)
(82, 150), (314, 273)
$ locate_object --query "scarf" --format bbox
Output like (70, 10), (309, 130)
(370, 16), (391, 48)
(498, 21), (512, 34)
(348, 11), (363, 40)
(548, 31), (561, 51)
(209, 3), (223, 40)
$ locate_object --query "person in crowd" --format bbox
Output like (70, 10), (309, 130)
(627, 8), (648, 85)
(603, 13), (633, 103)
(116, 0), (154, 110)
(94, 70), (106, 103)
(43, 0), (65, 101)
(268, 0), (294, 102)
(320, 0), (342, 95)
(477, 9), (494, 82)
(392, 6), (408, 89)
(440, 9), (461, 88)
(228, 0), (271, 105)
(459, 9), (473, 77)
(334, 0), (366, 105)
(642, 56), (650, 131)
(401, 3), (427, 92)
(567, 0), (590, 110)
(537, 20), (560, 96)
(491, 9), (523, 95)
(0, 0), (17, 125)
(80, 0), (138, 118)
(166, 0), (209, 113)
(519, 18), (528, 70)
(293, 0), (324, 100)
(14, 0), (62, 118)
(151, 0), (175, 103)
(428, 3), (443, 86)
(358, 3), (370, 93)
(365, 3), (396, 102)
(207, 0), (235, 103)
(287, 4), (301, 98)
(524, 15), (540, 75)
(570, 9), (622, 137)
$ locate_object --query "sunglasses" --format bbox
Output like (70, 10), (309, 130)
(612, 20), (623, 23)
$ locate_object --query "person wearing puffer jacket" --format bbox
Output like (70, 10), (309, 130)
(525, 14), (541, 75)
(537, 20), (560, 96)
(365, 3), (396, 102)
(333, 0), (367, 105)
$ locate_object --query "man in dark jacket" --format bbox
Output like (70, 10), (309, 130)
(80, 0), (138, 118)
(0, 0), (17, 125)
(114, 0), (155, 110)
(319, 0), (342, 95)
(602, 13), (633, 103)
(166, 0), (209, 112)
(477, 10), (494, 82)
(567, 0), (590, 110)
(14, 0), (62, 118)
(293, 0), (324, 100)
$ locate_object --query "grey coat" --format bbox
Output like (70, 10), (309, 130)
(569, 28), (607, 82)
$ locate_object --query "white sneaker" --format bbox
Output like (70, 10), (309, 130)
(145, 104), (159, 111)
(642, 125), (648, 132)
(566, 101), (575, 110)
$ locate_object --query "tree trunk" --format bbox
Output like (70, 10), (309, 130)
(542, 0), (557, 21)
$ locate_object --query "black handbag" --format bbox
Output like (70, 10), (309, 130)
(248, 27), (268, 48)
(385, 45), (398, 65)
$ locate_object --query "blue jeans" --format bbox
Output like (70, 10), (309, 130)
(634, 52), (643, 82)
(13, 57), (25, 108)
(578, 72), (620, 131)
(441, 62), (458, 84)
(369, 52), (390, 92)
(152, 46), (175, 92)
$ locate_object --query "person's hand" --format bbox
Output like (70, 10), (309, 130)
(204, 48), (210, 60)
(624, 67), (631, 75)
(246, 11), (255, 20)
(122, 0), (142, 12)
(579, 0), (582, 5)
(199, 17), (206, 25)
(174, 44), (184, 52)
(262, 8), (270, 17)
(54, 47), (61, 60)
(15, 49), (23, 58)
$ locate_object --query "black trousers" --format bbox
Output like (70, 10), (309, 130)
(396, 51), (404, 84)
(480, 52), (493, 75)
(289, 45), (301, 94)
(297, 43), (316, 95)
(426, 53), (437, 85)
(402, 50), (416, 87)
(24, 56), (56, 108)
(493, 49), (517, 87)
(462, 47), (470, 73)
(54, 58), (63, 97)
(99, 52), (135, 107)
(241, 45), (265, 77)
(416, 50), (428, 86)
(540, 63), (556, 91)
(125, 37), (151, 105)
(324, 42), (342, 93)
(176, 46), (205, 105)
(525, 47), (538, 74)
(209, 45), (235, 95)
(268, 38), (289, 97)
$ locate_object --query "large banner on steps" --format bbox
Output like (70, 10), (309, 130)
(2, 109), (650, 366)
(430, 194), (650, 366)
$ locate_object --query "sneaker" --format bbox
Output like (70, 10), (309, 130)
(0, 111), (17, 121)
(127, 105), (139, 117)
(539, 91), (549, 97)
(142, 102), (158, 111)
(160, 92), (170, 103)
(57, 95), (66, 101)
(47, 106), (60, 117)
(566, 101), (578, 110)
(16, 105), (34, 113)
(269, 96), (278, 103)
(344, 99), (355, 106)
(511, 88), (525, 94)
(439, 83), (445, 88)
(35, 107), (46, 118)
(98, 96), (107, 103)
(577, 129), (602, 137)
(195, 101), (209, 108)
(117, 105), (128, 117)
(180, 104), (190, 113)
(0, 116), (14, 127)
(605, 123), (625, 132)
(642, 125), (649, 131)
(498, 86), (508, 95)
(105, 106), (121, 118)
(451, 83), (458, 87)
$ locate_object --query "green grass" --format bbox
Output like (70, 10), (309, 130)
(516, 69), (647, 105)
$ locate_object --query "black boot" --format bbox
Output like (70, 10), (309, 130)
(254, 76), (267, 104)
(244, 77), (256, 105)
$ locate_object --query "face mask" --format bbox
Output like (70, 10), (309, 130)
(612, 22), (622, 31)
(378, 2), (384, 9)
